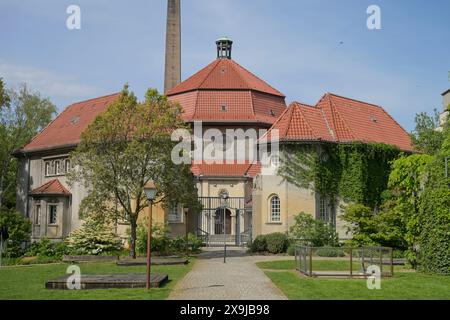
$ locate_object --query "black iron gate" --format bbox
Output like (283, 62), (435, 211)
(197, 197), (252, 247)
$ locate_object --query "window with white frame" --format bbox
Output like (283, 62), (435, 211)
(65, 159), (71, 173)
(269, 195), (281, 222)
(168, 205), (183, 223)
(48, 205), (58, 225)
(45, 162), (51, 176)
(55, 160), (61, 175)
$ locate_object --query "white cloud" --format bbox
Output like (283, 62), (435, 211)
(0, 62), (98, 98)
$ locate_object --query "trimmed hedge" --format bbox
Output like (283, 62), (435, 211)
(265, 233), (288, 254)
(249, 233), (288, 254)
(250, 235), (267, 253)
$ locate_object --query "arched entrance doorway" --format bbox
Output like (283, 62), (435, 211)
(214, 208), (231, 235)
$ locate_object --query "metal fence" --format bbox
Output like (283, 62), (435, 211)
(197, 197), (251, 247)
(295, 245), (394, 278)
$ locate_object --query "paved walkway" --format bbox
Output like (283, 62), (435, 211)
(168, 248), (288, 300)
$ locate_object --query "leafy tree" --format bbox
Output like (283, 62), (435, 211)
(387, 154), (433, 266)
(411, 109), (444, 155)
(290, 212), (339, 247)
(341, 204), (379, 246)
(0, 208), (32, 257)
(417, 123), (450, 274)
(0, 80), (56, 209)
(68, 85), (200, 258)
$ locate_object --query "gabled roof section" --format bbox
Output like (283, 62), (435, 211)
(262, 93), (413, 152)
(261, 102), (334, 142)
(18, 93), (120, 154)
(30, 179), (71, 196)
(166, 59), (285, 97)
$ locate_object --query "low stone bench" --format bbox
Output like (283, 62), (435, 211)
(62, 255), (119, 263)
(46, 273), (168, 289)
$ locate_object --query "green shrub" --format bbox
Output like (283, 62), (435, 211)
(286, 244), (296, 256)
(136, 222), (171, 255)
(392, 249), (405, 259)
(315, 246), (345, 257)
(187, 233), (202, 253)
(250, 235), (267, 253)
(265, 232), (288, 254)
(136, 221), (200, 255)
(25, 237), (70, 259)
(0, 208), (31, 258)
(290, 212), (339, 247)
(67, 219), (122, 256)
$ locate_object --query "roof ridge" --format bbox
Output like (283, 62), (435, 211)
(327, 93), (357, 140)
(230, 60), (285, 97)
(294, 103), (320, 139)
(283, 104), (296, 139)
(327, 92), (381, 109)
(198, 60), (221, 89)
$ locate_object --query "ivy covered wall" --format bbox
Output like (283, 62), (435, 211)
(279, 141), (402, 209)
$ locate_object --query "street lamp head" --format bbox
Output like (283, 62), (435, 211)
(144, 182), (157, 202)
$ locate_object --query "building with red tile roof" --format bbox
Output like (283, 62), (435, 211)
(14, 37), (413, 245)
(166, 58), (287, 125)
(262, 94), (413, 152)
(16, 93), (120, 154)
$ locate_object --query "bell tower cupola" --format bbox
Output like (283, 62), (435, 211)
(216, 37), (233, 59)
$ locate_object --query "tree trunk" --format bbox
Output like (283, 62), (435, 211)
(129, 218), (137, 259)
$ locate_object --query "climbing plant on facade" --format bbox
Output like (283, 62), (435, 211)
(279, 141), (401, 209)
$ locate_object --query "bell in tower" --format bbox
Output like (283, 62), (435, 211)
(216, 37), (233, 59)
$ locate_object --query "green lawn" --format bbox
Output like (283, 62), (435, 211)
(0, 260), (194, 300)
(257, 260), (450, 300)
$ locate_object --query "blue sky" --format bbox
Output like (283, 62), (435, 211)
(1, 0), (449, 131)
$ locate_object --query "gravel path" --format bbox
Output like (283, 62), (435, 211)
(168, 248), (288, 300)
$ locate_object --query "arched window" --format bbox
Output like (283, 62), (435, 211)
(55, 161), (61, 175)
(65, 159), (71, 173)
(45, 162), (51, 176)
(269, 195), (281, 222)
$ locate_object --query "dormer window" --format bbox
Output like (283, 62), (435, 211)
(221, 105), (227, 112)
(270, 109), (276, 117)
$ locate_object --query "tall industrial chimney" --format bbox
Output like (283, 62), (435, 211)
(164, 0), (181, 93)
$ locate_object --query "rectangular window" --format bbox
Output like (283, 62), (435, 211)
(35, 205), (41, 225)
(168, 205), (183, 223)
(319, 197), (328, 222)
(48, 205), (58, 225)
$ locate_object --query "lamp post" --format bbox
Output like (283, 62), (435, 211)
(144, 184), (157, 290)
(220, 193), (229, 263)
(184, 207), (189, 257)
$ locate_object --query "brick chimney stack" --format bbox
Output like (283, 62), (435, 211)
(164, 0), (181, 93)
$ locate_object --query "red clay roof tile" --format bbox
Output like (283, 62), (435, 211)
(263, 94), (413, 152)
(166, 59), (285, 97)
(191, 161), (260, 178)
(167, 59), (287, 125)
(19, 93), (120, 153)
